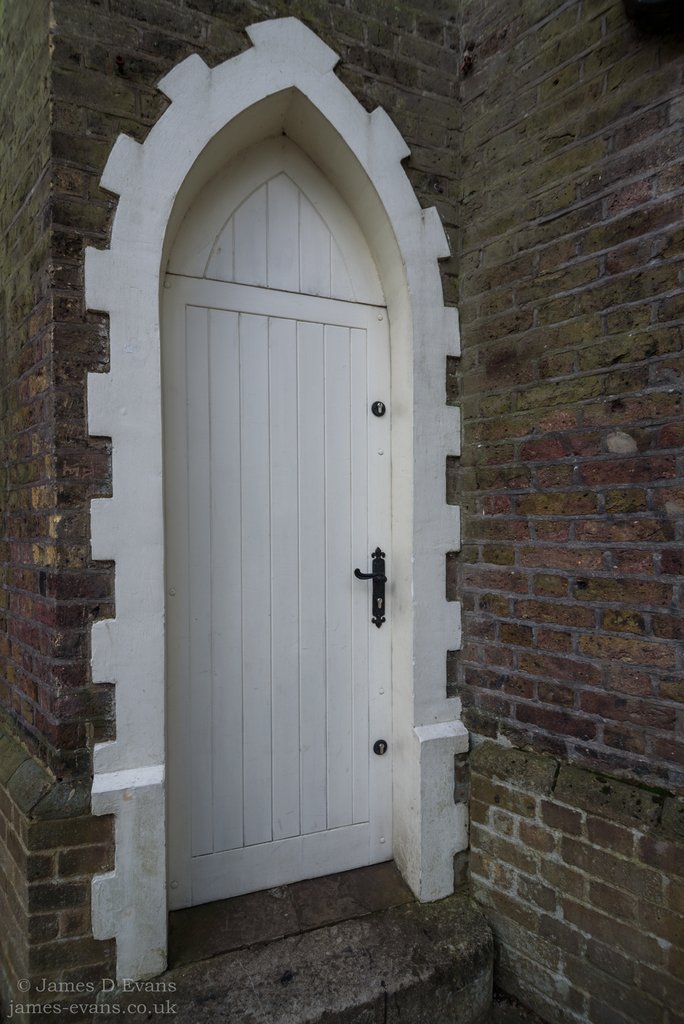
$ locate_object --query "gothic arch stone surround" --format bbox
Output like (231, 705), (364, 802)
(85, 17), (465, 980)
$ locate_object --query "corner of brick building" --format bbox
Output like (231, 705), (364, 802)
(2, 0), (683, 1018)
(453, 2), (684, 1022)
(0, 0), (118, 1012)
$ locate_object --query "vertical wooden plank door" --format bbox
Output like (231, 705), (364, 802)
(164, 278), (392, 908)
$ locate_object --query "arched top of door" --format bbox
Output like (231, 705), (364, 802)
(168, 137), (384, 305)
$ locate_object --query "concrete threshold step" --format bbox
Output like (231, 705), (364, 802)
(101, 894), (492, 1023)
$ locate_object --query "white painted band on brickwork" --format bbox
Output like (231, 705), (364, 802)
(86, 16), (463, 980)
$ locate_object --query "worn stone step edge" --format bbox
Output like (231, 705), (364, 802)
(99, 894), (493, 1024)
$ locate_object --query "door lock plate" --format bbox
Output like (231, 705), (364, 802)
(354, 547), (386, 627)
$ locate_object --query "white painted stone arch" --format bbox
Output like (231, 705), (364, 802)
(169, 136), (385, 303)
(86, 17), (466, 981)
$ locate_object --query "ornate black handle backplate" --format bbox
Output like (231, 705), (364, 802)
(354, 547), (386, 628)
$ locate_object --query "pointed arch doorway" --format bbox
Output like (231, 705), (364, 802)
(163, 139), (393, 907)
(87, 18), (466, 981)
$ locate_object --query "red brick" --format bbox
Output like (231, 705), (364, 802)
(652, 614), (683, 640)
(578, 634), (676, 669)
(589, 879), (637, 922)
(500, 623), (534, 647)
(518, 651), (601, 687)
(639, 902), (684, 948)
(518, 875), (557, 913)
(533, 521), (571, 542)
(540, 913), (585, 960)
(519, 547), (603, 571)
(574, 577), (672, 607)
(561, 838), (664, 902)
(519, 437), (567, 461)
(517, 491), (597, 516)
(575, 519), (670, 544)
(659, 679), (684, 704)
(602, 608), (646, 635)
(580, 692), (676, 731)
(533, 573), (569, 597)
(639, 965), (684, 1012)
(610, 549), (654, 574)
(514, 599), (595, 629)
(482, 494), (513, 515)
(463, 567), (530, 594)
(470, 825), (538, 875)
(661, 550), (684, 576)
(652, 736), (684, 766)
(604, 666), (652, 697)
(57, 844), (113, 878)
(475, 883), (539, 932)
(603, 724), (648, 755)
(519, 820), (556, 854)
(580, 456), (677, 486)
(603, 488), (649, 513)
(536, 628), (573, 653)
(516, 704), (597, 741)
(541, 800), (583, 836)
(562, 898), (666, 965)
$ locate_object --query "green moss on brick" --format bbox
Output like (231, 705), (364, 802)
(471, 741), (558, 796)
(554, 765), (664, 829)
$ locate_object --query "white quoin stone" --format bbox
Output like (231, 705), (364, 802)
(86, 16), (464, 980)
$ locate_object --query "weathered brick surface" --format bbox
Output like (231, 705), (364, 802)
(471, 741), (684, 1024)
(0, 0), (116, 784)
(451, 0), (684, 794)
(458, 7), (684, 1017)
(3, 0), (684, 1013)
(0, 0), (52, 763)
(0, 723), (115, 1019)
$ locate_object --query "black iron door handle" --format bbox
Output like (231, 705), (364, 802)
(354, 547), (386, 628)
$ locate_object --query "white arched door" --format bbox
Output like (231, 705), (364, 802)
(163, 140), (392, 909)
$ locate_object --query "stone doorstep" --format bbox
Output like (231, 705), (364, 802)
(169, 861), (416, 968)
(99, 895), (493, 1024)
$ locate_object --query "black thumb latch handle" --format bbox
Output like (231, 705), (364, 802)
(353, 569), (386, 581)
(353, 547), (386, 628)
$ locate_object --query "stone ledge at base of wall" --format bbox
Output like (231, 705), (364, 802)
(0, 725), (91, 822)
(0, 720), (116, 1024)
(469, 739), (684, 1024)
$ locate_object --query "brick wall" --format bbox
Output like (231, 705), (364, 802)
(452, 0), (684, 789)
(0, 724), (115, 1020)
(1, 0), (119, 1004)
(4, 0), (683, 1011)
(455, 2), (684, 1020)
(471, 743), (684, 1024)
(0, 0), (54, 763)
(0, 0), (115, 784)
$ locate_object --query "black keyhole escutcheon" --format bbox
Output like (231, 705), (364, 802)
(371, 401), (386, 417)
(373, 740), (388, 755)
